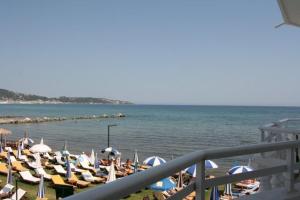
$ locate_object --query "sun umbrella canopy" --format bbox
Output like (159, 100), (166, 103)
(37, 175), (45, 198)
(149, 178), (176, 191)
(106, 162), (116, 183)
(61, 140), (70, 156)
(89, 149), (95, 165)
(143, 156), (166, 167)
(29, 138), (52, 153)
(185, 160), (218, 177)
(101, 147), (121, 157)
(228, 165), (253, 175)
(19, 137), (34, 145)
(277, 0), (300, 28)
(210, 186), (220, 200)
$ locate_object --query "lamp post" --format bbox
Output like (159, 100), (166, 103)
(107, 124), (117, 148)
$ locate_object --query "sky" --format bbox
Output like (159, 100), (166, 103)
(0, 1), (300, 106)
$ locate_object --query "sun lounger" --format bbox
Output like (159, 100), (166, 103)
(81, 170), (105, 183)
(55, 156), (66, 165)
(26, 161), (42, 169)
(0, 163), (9, 174)
(51, 175), (72, 186)
(53, 165), (67, 175)
(67, 173), (90, 188)
(35, 167), (52, 180)
(12, 161), (28, 172)
(4, 188), (26, 200)
(22, 149), (32, 156)
(43, 152), (54, 161)
(5, 147), (12, 153)
(0, 184), (14, 196)
(9, 156), (17, 163)
(79, 160), (96, 173)
(19, 171), (40, 184)
(70, 163), (84, 173)
(0, 151), (8, 158)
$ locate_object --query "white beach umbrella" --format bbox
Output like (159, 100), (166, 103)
(61, 140), (70, 156)
(143, 156), (166, 167)
(277, 0), (300, 28)
(19, 132), (34, 145)
(29, 138), (52, 153)
(106, 162), (116, 183)
(89, 149), (95, 165)
(37, 175), (45, 198)
(228, 165), (253, 175)
(101, 147), (121, 157)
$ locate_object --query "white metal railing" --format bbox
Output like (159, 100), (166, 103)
(64, 140), (300, 200)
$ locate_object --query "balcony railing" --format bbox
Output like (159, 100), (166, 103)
(64, 140), (300, 200)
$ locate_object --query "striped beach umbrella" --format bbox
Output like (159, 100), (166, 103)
(210, 186), (220, 200)
(185, 160), (218, 177)
(149, 178), (176, 191)
(6, 162), (13, 184)
(37, 175), (45, 198)
(101, 147), (121, 157)
(107, 162), (116, 183)
(223, 183), (233, 196)
(66, 157), (72, 179)
(228, 166), (253, 175)
(143, 156), (166, 167)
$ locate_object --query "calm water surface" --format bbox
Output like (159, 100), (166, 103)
(1, 104), (300, 174)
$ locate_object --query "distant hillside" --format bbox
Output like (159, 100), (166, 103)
(0, 89), (132, 104)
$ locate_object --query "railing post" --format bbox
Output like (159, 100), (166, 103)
(195, 160), (205, 200)
(286, 147), (295, 192)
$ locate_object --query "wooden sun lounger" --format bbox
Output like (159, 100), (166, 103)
(4, 188), (26, 200)
(0, 151), (8, 158)
(35, 168), (52, 180)
(0, 163), (9, 174)
(12, 161), (28, 172)
(67, 173), (90, 188)
(81, 170), (105, 183)
(19, 171), (40, 184)
(53, 165), (67, 175)
(51, 175), (72, 186)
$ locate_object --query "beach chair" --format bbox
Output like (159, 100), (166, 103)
(0, 163), (9, 174)
(22, 149), (32, 156)
(79, 160), (96, 173)
(4, 147), (13, 153)
(67, 173), (90, 188)
(51, 175), (72, 186)
(53, 165), (67, 175)
(81, 170), (105, 183)
(19, 170), (40, 184)
(0, 151), (8, 158)
(26, 161), (42, 169)
(43, 152), (54, 161)
(55, 156), (66, 165)
(70, 163), (84, 173)
(12, 161), (28, 172)
(35, 167), (52, 180)
(0, 184), (14, 196)
(9, 156), (17, 163)
(4, 188), (26, 200)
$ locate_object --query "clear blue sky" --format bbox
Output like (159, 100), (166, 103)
(1, 1), (300, 106)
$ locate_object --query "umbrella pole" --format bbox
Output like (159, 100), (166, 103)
(1, 134), (2, 144)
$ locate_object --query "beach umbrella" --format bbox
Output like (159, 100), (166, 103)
(133, 150), (139, 173)
(37, 175), (45, 198)
(106, 162), (116, 183)
(61, 140), (70, 156)
(29, 138), (52, 153)
(19, 131), (34, 146)
(21, 140), (24, 150)
(149, 178), (176, 191)
(17, 143), (22, 159)
(101, 147), (121, 157)
(210, 186), (220, 200)
(276, 0), (300, 28)
(89, 149), (95, 165)
(6, 162), (13, 185)
(66, 157), (72, 179)
(223, 183), (233, 196)
(94, 152), (99, 170)
(143, 156), (166, 167)
(177, 171), (184, 189)
(185, 160), (218, 177)
(228, 165), (253, 175)
(0, 128), (11, 144)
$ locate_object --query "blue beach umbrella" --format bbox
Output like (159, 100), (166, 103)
(37, 175), (45, 198)
(228, 166), (253, 175)
(66, 157), (72, 179)
(210, 186), (220, 200)
(149, 178), (176, 191)
(143, 156), (166, 167)
(185, 160), (218, 177)
(6, 162), (13, 184)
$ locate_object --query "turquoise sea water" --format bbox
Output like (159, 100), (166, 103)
(1, 104), (300, 173)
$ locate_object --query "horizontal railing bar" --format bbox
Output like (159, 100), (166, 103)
(259, 127), (300, 135)
(65, 141), (300, 200)
(205, 165), (286, 187)
(167, 182), (195, 200)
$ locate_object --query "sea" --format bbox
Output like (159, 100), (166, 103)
(1, 104), (300, 175)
